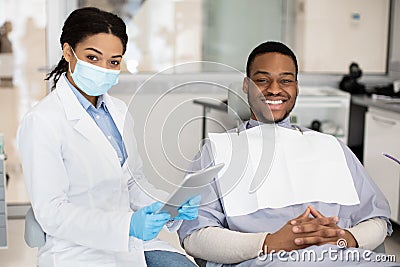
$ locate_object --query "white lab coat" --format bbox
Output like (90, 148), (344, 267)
(17, 76), (180, 267)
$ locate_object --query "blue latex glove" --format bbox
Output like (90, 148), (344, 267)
(129, 202), (171, 241)
(173, 195), (201, 221)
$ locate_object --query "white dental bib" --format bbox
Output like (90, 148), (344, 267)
(209, 125), (360, 217)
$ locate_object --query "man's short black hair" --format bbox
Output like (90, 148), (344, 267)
(246, 41), (298, 79)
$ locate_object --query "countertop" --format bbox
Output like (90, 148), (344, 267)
(351, 95), (400, 113)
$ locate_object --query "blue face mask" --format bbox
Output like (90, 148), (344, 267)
(69, 48), (120, 96)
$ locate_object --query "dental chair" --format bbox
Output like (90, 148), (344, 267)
(226, 81), (251, 124)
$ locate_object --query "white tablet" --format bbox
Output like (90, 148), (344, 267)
(157, 163), (225, 217)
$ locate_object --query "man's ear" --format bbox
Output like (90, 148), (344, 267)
(243, 77), (249, 94)
(62, 43), (72, 62)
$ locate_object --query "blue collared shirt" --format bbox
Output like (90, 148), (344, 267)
(64, 74), (127, 166)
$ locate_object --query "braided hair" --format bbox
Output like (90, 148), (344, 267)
(45, 7), (128, 90)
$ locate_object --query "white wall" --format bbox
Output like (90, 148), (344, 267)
(295, 0), (390, 74)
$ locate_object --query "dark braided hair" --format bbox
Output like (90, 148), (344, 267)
(45, 7), (128, 90)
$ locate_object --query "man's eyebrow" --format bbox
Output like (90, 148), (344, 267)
(252, 71), (295, 77)
(252, 71), (271, 76)
(280, 72), (295, 77)
(84, 47), (122, 58)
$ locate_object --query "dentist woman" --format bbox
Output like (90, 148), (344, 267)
(17, 7), (198, 267)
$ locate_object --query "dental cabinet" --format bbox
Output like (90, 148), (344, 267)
(291, 87), (351, 144)
(0, 154), (7, 248)
(364, 107), (400, 224)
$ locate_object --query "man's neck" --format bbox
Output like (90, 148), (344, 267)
(248, 117), (292, 129)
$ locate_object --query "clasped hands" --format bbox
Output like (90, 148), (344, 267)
(130, 195), (201, 241)
(263, 206), (357, 253)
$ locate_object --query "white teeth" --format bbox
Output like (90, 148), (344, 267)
(265, 100), (283, 105)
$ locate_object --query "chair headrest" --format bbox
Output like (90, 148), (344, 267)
(227, 81), (251, 121)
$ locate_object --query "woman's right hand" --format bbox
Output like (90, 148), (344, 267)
(129, 202), (171, 241)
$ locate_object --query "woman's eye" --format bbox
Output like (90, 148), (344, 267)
(110, 60), (120, 66)
(87, 55), (98, 61)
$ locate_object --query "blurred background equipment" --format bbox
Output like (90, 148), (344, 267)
(339, 62), (366, 95)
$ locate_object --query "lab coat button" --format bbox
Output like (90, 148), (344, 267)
(107, 136), (112, 140)
(95, 115), (100, 120)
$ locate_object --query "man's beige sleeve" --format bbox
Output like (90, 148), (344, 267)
(346, 217), (388, 250)
(183, 227), (268, 264)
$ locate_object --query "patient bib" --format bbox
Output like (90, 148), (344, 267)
(209, 125), (360, 217)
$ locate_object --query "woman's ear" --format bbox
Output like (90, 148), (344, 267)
(62, 43), (72, 62)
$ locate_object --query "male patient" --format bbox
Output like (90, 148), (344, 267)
(178, 41), (394, 266)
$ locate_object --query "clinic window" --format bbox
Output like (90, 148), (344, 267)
(78, 0), (390, 74)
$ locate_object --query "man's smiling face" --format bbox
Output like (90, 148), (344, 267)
(245, 52), (298, 123)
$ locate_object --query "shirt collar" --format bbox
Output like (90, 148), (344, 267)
(247, 116), (292, 129)
(63, 73), (106, 111)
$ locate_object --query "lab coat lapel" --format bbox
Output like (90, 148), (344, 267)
(55, 76), (120, 165)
